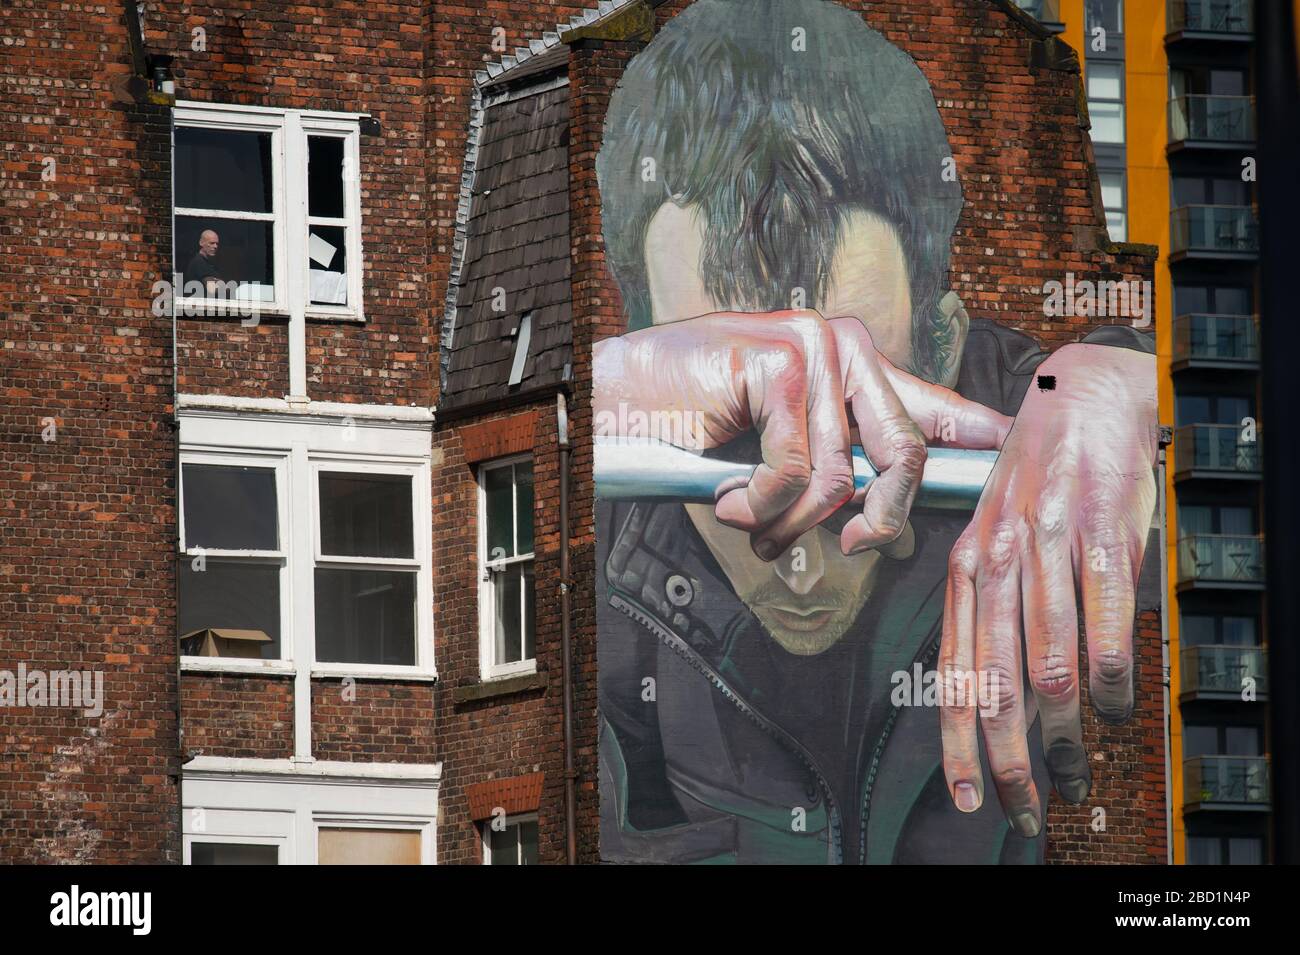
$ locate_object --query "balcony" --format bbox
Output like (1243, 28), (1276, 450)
(1012, 0), (1064, 33)
(1172, 314), (1259, 370)
(1177, 534), (1264, 590)
(1173, 424), (1260, 480)
(1167, 0), (1253, 43)
(1181, 645), (1268, 701)
(1168, 95), (1255, 150)
(1169, 205), (1258, 261)
(1184, 756), (1270, 812)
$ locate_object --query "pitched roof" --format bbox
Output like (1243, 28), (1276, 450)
(440, 82), (571, 411)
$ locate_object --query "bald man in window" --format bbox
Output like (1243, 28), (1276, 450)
(185, 229), (221, 294)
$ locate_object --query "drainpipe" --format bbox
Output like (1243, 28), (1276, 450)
(1158, 443), (1173, 865)
(557, 393), (577, 864)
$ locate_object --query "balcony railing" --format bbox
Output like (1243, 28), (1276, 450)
(1174, 424), (1260, 476)
(1172, 313), (1259, 365)
(1170, 205), (1258, 256)
(1168, 0), (1253, 36)
(1013, 0), (1063, 28)
(1169, 95), (1255, 144)
(1185, 756), (1269, 808)
(1181, 645), (1268, 698)
(1177, 534), (1264, 585)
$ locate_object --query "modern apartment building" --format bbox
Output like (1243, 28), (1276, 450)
(1023, 0), (1269, 863)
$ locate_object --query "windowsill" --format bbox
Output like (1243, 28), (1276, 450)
(452, 669), (547, 704)
(310, 666), (439, 683)
(307, 310), (366, 324)
(181, 657), (297, 677)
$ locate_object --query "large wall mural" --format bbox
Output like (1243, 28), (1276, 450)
(593, 0), (1158, 863)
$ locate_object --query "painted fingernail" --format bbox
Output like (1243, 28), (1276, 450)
(1010, 810), (1041, 838)
(954, 782), (980, 813)
(1058, 777), (1090, 804)
(754, 539), (779, 561)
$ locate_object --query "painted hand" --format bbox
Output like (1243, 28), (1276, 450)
(594, 310), (1012, 560)
(938, 343), (1159, 836)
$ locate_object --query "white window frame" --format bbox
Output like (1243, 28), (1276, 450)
(183, 763), (439, 865)
(179, 449), (293, 666)
(173, 102), (365, 324)
(178, 407), (435, 687)
(1086, 62), (1126, 145)
(477, 454), (536, 681)
(309, 457), (432, 677)
(481, 812), (539, 865)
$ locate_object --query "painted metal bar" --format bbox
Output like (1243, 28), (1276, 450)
(594, 437), (997, 510)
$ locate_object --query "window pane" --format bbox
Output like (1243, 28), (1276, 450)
(1228, 838), (1263, 865)
(318, 828), (420, 865)
(191, 842), (278, 865)
(308, 225), (348, 306)
(314, 568), (416, 666)
(494, 564), (523, 665)
(1089, 101), (1124, 143)
(519, 820), (539, 865)
(308, 137), (346, 218)
(1183, 725), (1217, 757)
(489, 825), (519, 865)
(178, 559), (281, 658)
(1225, 726), (1260, 756)
(175, 216), (276, 301)
(515, 462), (535, 554)
(175, 127), (272, 214)
(1087, 64), (1123, 100)
(523, 561), (536, 662)
(1222, 616), (1256, 646)
(1187, 837), (1222, 865)
(319, 472), (413, 559)
(183, 463), (278, 551)
(1181, 615), (1215, 646)
(1099, 171), (1124, 210)
(1105, 210), (1127, 242)
(485, 465), (515, 560)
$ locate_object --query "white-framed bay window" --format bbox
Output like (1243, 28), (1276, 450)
(478, 456), (536, 680)
(173, 102), (364, 322)
(177, 404), (434, 682)
(183, 763), (440, 865)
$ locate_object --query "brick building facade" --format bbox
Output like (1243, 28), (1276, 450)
(0, 0), (1164, 864)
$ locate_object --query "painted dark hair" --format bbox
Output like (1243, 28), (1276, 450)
(596, 0), (965, 381)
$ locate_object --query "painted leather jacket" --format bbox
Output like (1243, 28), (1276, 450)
(597, 320), (1158, 864)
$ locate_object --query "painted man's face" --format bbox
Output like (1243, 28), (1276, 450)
(643, 201), (917, 655)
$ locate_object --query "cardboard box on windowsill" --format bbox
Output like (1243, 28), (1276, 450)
(180, 628), (272, 659)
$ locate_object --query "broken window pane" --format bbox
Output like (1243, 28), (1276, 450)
(308, 136), (345, 218)
(308, 225), (348, 306)
(175, 127), (273, 214)
(318, 472), (413, 559)
(175, 216), (276, 301)
(314, 568), (416, 666)
(182, 463), (278, 551)
(191, 843), (278, 865)
(178, 558), (281, 658)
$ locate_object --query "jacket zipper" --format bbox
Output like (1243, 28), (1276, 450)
(609, 589), (845, 863)
(857, 627), (942, 863)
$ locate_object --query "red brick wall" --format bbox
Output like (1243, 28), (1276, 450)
(311, 679), (437, 763)
(181, 674), (293, 760)
(431, 403), (575, 863)
(142, 0), (435, 408)
(0, 1), (179, 862)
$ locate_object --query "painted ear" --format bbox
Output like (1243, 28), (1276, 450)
(934, 290), (970, 389)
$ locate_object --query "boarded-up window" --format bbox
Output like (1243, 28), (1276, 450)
(317, 827), (421, 865)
